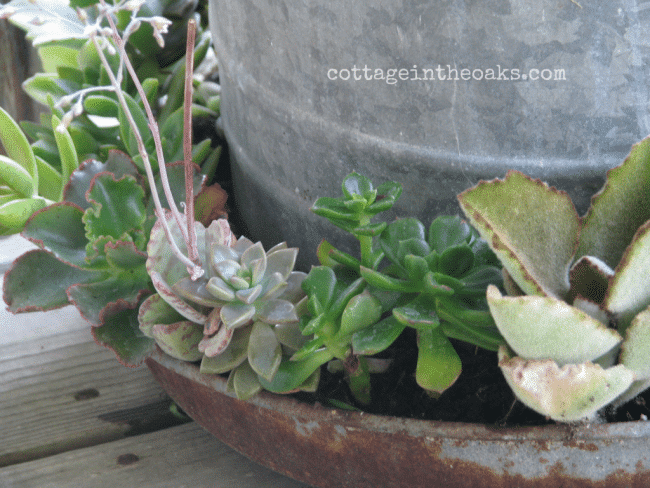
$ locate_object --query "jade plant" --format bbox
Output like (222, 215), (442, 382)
(0, 0), (221, 234)
(458, 137), (650, 422)
(255, 173), (504, 405)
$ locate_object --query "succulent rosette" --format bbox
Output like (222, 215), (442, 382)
(138, 212), (310, 399)
(458, 136), (650, 422)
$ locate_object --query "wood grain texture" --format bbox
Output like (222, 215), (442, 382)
(0, 422), (308, 488)
(0, 327), (171, 466)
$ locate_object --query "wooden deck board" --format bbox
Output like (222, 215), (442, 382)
(0, 423), (307, 488)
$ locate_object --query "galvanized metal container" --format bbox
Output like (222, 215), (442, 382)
(209, 0), (650, 269)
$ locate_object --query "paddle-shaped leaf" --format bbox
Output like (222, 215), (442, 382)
(458, 170), (579, 299)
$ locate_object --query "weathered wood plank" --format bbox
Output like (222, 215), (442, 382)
(0, 422), (308, 488)
(0, 325), (175, 466)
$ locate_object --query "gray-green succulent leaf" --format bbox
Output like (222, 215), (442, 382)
(498, 346), (635, 422)
(459, 136), (650, 421)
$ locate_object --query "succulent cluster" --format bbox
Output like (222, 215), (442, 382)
(458, 136), (650, 422)
(254, 173), (504, 405)
(139, 212), (311, 399)
(0, 0), (221, 234)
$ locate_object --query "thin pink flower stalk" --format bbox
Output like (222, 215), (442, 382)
(89, 1), (204, 279)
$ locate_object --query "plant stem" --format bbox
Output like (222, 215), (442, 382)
(183, 19), (198, 265)
(92, 2), (203, 279)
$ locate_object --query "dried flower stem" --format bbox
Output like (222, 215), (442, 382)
(92, 0), (203, 279)
(183, 19), (199, 265)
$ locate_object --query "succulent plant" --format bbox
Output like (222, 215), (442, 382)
(458, 136), (650, 422)
(139, 212), (311, 400)
(263, 172), (504, 406)
(0, 0), (222, 234)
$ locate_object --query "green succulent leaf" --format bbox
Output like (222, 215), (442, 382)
(3, 249), (104, 312)
(248, 321), (282, 381)
(487, 285), (622, 365)
(0, 196), (48, 233)
(338, 291), (382, 337)
(259, 348), (333, 394)
(498, 346), (635, 422)
(228, 361), (262, 401)
(67, 265), (151, 327)
(83, 173), (147, 250)
(342, 172), (375, 201)
(576, 136), (650, 269)
(360, 266), (421, 293)
(3, 0), (86, 45)
(393, 295), (440, 329)
(428, 215), (471, 253)
(458, 170), (579, 299)
(620, 307), (650, 380)
(22, 202), (90, 268)
(150, 320), (204, 362)
(0, 106), (37, 185)
(200, 325), (252, 375)
(302, 266), (338, 315)
(415, 327), (462, 395)
(604, 221), (650, 332)
(138, 293), (186, 338)
(91, 306), (155, 367)
(352, 315), (406, 355)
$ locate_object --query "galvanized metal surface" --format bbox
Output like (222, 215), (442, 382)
(146, 349), (650, 488)
(209, 0), (650, 270)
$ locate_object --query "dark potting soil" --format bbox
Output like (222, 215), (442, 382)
(292, 328), (650, 427)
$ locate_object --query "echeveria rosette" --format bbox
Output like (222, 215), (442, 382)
(358, 215), (505, 396)
(458, 135), (650, 422)
(141, 213), (309, 400)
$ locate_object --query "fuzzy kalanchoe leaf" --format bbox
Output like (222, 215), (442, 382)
(458, 136), (650, 421)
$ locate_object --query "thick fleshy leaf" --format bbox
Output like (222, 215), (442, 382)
(265, 247), (298, 281)
(458, 170), (579, 299)
(487, 285), (621, 365)
(259, 348), (334, 394)
(428, 215), (471, 254)
(302, 266), (337, 315)
(0, 106), (37, 183)
(576, 136), (650, 268)
(138, 293), (186, 338)
(199, 319), (234, 357)
(221, 302), (256, 328)
(3, 0), (86, 45)
(91, 306), (155, 367)
(620, 307), (650, 380)
(380, 218), (426, 270)
(173, 276), (224, 307)
(256, 299), (297, 324)
(229, 362), (262, 400)
(498, 346), (635, 422)
(338, 291), (382, 336)
(0, 197), (48, 231)
(22, 202), (89, 268)
(84, 174), (146, 246)
(63, 151), (139, 209)
(274, 321), (310, 351)
(352, 316), (406, 355)
(604, 221), (650, 331)
(200, 326), (252, 375)
(51, 115), (79, 191)
(151, 321), (204, 362)
(248, 321), (282, 381)
(67, 272), (151, 327)
(393, 295), (440, 329)
(206, 275), (236, 301)
(415, 327), (462, 395)
(438, 243), (474, 278)
(3, 249), (103, 312)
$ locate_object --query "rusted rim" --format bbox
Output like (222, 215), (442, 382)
(148, 348), (650, 442)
